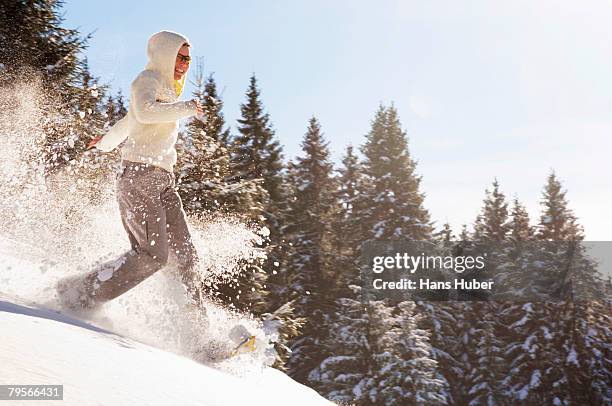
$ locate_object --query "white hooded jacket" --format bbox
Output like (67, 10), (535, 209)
(95, 30), (196, 172)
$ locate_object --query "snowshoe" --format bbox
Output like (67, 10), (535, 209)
(231, 334), (257, 357)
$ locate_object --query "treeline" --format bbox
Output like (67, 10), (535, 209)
(1, 1), (610, 405)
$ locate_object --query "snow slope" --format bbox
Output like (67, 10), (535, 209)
(0, 233), (333, 405)
(0, 295), (333, 406)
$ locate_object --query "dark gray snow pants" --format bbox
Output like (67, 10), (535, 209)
(82, 160), (201, 306)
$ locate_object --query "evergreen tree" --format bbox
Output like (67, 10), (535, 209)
(473, 179), (510, 241)
(173, 69), (270, 315)
(284, 117), (339, 384)
(508, 197), (533, 243)
(105, 90), (127, 125)
(229, 74), (284, 201)
(501, 174), (610, 403)
(201, 71), (231, 144)
(0, 0), (88, 93)
(458, 224), (471, 241)
(437, 222), (454, 243)
(223, 75), (285, 316)
(376, 301), (446, 405)
(465, 302), (507, 405)
(416, 301), (463, 404)
(0, 1), (107, 176)
(176, 62), (233, 215)
(353, 300), (445, 405)
(329, 145), (364, 299)
(357, 104), (433, 244)
(308, 295), (370, 404)
(352, 299), (396, 405)
(537, 171), (583, 241)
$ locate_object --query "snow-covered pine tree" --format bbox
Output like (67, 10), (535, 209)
(201, 72), (231, 144)
(176, 63), (233, 215)
(182, 71), (270, 227)
(577, 297), (612, 404)
(284, 117), (339, 384)
(0, 0), (87, 92)
(443, 180), (512, 404)
(0, 1), (107, 176)
(329, 145), (365, 299)
(537, 171), (583, 241)
(266, 159), (298, 309)
(172, 70), (269, 315)
(352, 299), (396, 405)
(105, 90), (127, 125)
(436, 222), (454, 243)
(351, 300), (445, 405)
(546, 195), (610, 404)
(502, 172), (610, 404)
(473, 179), (510, 242)
(415, 300), (462, 404)
(260, 159), (309, 371)
(347, 104), (442, 404)
(500, 213), (572, 404)
(416, 221), (468, 404)
(465, 302), (507, 406)
(508, 197), (533, 244)
(305, 145), (368, 401)
(229, 75), (285, 217)
(308, 294), (371, 404)
(376, 301), (446, 405)
(230, 76), (288, 316)
(356, 104), (433, 243)
(458, 224), (471, 241)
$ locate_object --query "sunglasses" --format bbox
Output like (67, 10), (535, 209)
(176, 54), (191, 63)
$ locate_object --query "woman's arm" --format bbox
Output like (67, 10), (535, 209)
(93, 116), (129, 152)
(130, 71), (196, 124)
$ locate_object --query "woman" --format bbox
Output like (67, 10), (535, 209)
(58, 31), (205, 310)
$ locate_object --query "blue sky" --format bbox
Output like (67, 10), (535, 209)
(63, 0), (611, 239)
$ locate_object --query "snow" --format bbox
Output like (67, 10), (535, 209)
(516, 385), (529, 400)
(529, 370), (541, 388)
(258, 226), (270, 237)
(0, 295), (333, 406)
(521, 333), (537, 353)
(566, 347), (578, 366)
(0, 231), (330, 404)
(0, 195), (327, 400)
(512, 303), (533, 328)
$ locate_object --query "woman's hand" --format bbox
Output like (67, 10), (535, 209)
(192, 99), (204, 116)
(87, 135), (103, 150)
